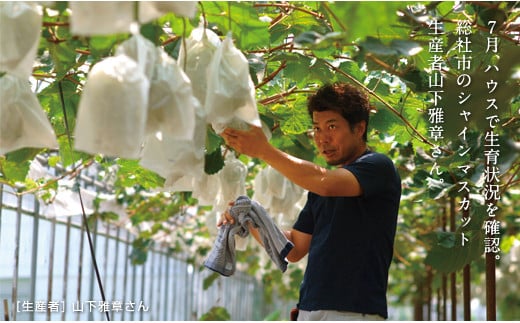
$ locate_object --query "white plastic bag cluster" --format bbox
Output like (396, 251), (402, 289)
(178, 153), (248, 212)
(152, 26), (260, 210)
(74, 34), (198, 159)
(138, 45), (205, 190)
(0, 2), (58, 155)
(139, 101), (205, 191)
(214, 154), (248, 211)
(1, 1), (267, 221)
(178, 27), (261, 134)
(190, 154), (249, 252)
(69, 1), (197, 36)
(253, 166), (306, 227)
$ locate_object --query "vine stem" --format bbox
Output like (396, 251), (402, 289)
(246, 43), (296, 54)
(162, 35), (180, 46)
(253, 3), (324, 19)
(255, 61), (287, 89)
(182, 18), (188, 72)
(322, 2), (347, 31)
(258, 86), (312, 106)
(393, 246), (411, 266)
(7, 158), (94, 197)
(227, 2), (232, 32)
(42, 21), (69, 27)
(500, 162), (520, 196)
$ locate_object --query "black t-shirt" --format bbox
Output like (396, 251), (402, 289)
(293, 151), (401, 318)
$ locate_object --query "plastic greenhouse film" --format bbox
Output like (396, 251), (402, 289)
(0, 2), (42, 78)
(0, 75), (58, 155)
(73, 55), (149, 158)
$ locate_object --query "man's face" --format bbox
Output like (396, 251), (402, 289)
(312, 110), (365, 166)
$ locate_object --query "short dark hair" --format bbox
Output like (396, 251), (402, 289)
(307, 83), (370, 141)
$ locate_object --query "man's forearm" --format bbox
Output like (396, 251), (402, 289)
(247, 222), (263, 246)
(259, 145), (361, 197)
(247, 223), (293, 246)
(223, 127), (335, 196)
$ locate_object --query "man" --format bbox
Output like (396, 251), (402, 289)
(220, 83), (401, 320)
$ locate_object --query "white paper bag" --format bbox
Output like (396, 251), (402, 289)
(192, 173), (221, 206)
(205, 32), (261, 134)
(140, 103), (206, 190)
(139, 1), (198, 23)
(0, 2), (42, 78)
(252, 166), (304, 216)
(0, 74), (58, 155)
(178, 26), (221, 105)
(215, 154), (247, 211)
(147, 49), (196, 140)
(69, 1), (134, 36)
(74, 55), (149, 158)
(115, 33), (157, 80)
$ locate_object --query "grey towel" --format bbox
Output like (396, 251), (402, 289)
(204, 196), (294, 276)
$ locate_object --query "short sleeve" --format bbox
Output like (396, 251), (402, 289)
(344, 153), (397, 199)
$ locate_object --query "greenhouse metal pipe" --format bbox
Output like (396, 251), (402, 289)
(29, 201), (40, 321)
(87, 219), (98, 321)
(111, 227), (121, 318)
(140, 255), (146, 321)
(121, 230), (131, 321)
(11, 197), (22, 321)
(163, 256), (171, 320)
(75, 222), (85, 321)
(61, 218), (72, 321)
(46, 217), (57, 321)
(103, 225), (110, 296)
